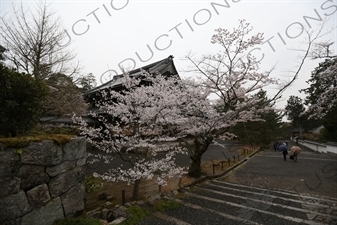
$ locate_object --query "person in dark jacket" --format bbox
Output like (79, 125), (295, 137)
(278, 142), (288, 161)
(273, 141), (279, 151)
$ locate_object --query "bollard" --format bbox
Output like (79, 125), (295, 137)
(233, 156), (236, 163)
(122, 190), (125, 205)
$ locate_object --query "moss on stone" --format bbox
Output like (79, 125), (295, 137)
(0, 134), (76, 150)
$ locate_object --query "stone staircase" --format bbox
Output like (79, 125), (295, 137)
(139, 179), (337, 225)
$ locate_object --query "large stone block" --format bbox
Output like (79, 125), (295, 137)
(21, 140), (62, 166)
(0, 190), (31, 223)
(2, 217), (21, 225)
(61, 183), (85, 217)
(0, 161), (21, 178)
(20, 172), (50, 190)
(21, 197), (64, 225)
(26, 183), (51, 208)
(17, 164), (45, 178)
(46, 161), (76, 177)
(0, 150), (21, 178)
(0, 149), (20, 163)
(48, 167), (85, 197)
(0, 176), (21, 198)
(63, 137), (86, 161)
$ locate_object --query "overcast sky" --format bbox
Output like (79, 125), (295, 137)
(1, 0), (336, 109)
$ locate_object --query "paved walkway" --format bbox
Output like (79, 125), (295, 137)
(137, 141), (337, 224)
(224, 141), (337, 199)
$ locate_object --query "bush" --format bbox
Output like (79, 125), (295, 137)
(119, 206), (149, 225)
(84, 176), (103, 193)
(0, 64), (48, 137)
(302, 132), (327, 143)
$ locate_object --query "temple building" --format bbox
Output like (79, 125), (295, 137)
(40, 55), (179, 126)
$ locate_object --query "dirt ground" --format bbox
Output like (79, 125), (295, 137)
(85, 160), (232, 211)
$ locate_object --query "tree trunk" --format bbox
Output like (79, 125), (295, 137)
(188, 137), (213, 178)
(188, 154), (202, 177)
(132, 179), (141, 200)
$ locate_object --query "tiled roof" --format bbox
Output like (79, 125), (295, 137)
(84, 55), (178, 95)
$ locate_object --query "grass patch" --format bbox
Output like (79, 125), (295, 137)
(53, 218), (101, 225)
(119, 205), (150, 225)
(84, 176), (104, 193)
(153, 199), (182, 212)
(0, 134), (76, 149)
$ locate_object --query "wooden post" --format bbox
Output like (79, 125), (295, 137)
(233, 156), (236, 163)
(228, 158), (230, 166)
(238, 153), (240, 161)
(211, 160), (215, 174)
(122, 190), (125, 205)
(221, 161), (224, 170)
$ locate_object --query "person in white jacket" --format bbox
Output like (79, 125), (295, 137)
(290, 145), (302, 162)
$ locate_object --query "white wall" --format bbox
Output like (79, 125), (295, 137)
(299, 140), (337, 154)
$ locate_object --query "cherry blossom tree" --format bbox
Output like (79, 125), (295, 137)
(182, 20), (279, 177)
(300, 55), (337, 141)
(73, 73), (189, 199)
(310, 41), (336, 59)
(301, 42), (337, 119)
(181, 20), (331, 177)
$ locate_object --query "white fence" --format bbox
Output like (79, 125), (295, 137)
(298, 140), (337, 154)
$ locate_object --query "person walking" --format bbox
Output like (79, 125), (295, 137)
(273, 141), (279, 151)
(277, 142), (288, 161)
(290, 145), (302, 162)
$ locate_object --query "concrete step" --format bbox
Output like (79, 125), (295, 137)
(213, 180), (337, 207)
(142, 181), (337, 225)
(207, 180), (337, 224)
(182, 191), (312, 225)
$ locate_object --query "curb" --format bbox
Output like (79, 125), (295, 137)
(178, 149), (261, 190)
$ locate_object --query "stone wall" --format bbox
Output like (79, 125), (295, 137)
(0, 137), (87, 225)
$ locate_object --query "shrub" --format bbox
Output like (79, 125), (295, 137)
(119, 206), (149, 225)
(0, 64), (48, 137)
(84, 176), (103, 193)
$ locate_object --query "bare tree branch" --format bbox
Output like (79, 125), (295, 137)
(0, 1), (79, 79)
